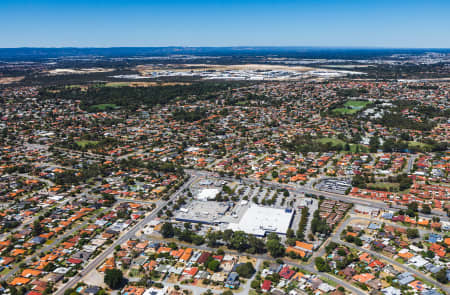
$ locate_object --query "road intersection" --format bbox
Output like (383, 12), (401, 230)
(52, 169), (448, 294)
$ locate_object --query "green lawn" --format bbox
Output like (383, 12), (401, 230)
(408, 141), (432, 151)
(317, 138), (345, 146)
(89, 103), (118, 111)
(345, 100), (370, 108)
(317, 138), (368, 153)
(367, 182), (400, 191)
(129, 268), (143, 278)
(76, 140), (99, 148)
(333, 100), (370, 115)
(332, 107), (359, 114)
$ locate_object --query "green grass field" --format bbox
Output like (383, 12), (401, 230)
(66, 84), (83, 89)
(76, 140), (99, 148)
(367, 182), (400, 191)
(317, 138), (368, 153)
(345, 100), (370, 107)
(104, 82), (130, 87)
(317, 138), (345, 146)
(333, 100), (370, 115)
(408, 141), (432, 151)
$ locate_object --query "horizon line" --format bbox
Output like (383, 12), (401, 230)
(1, 46), (450, 50)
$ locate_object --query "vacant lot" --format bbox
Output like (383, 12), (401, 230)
(0, 76), (24, 84)
(46, 68), (115, 75)
(136, 63), (316, 75)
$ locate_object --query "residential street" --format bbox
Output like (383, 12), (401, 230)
(55, 175), (198, 295)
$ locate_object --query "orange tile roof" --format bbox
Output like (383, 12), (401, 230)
(398, 251), (414, 260)
(157, 246), (171, 254)
(21, 269), (42, 277)
(286, 246), (306, 258)
(444, 238), (450, 246)
(352, 273), (375, 283)
(11, 249), (26, 256)
(295, 241), (314, 251)
(9, 277), (31, 286)
(180, 248), (193, 261)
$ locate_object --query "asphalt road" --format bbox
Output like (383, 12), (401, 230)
(54, 168), (447, 294)
(3, 209), (104, 281)
(338, 216), (442, 237)
(333, 238), (449, 294)
(145, 236), (367, 295)
(186, 169), (449, 221)
(331, 215), (449, 294)
(405, 154), (418, 174)
(55, 175), (197, 295)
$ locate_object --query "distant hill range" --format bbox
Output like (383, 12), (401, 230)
(0, 47), (449, 61)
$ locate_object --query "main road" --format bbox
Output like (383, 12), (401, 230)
(186, 169), (449, 221)
(3, 209), (105, 281)
(144, 236), (367, 295)
(55, 175), (198, 295)
(57, 171), (365, 295)
(55, 168), (447, 294)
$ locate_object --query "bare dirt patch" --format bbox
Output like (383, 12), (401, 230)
(46, 68), (115, 75)
(0, 76), (24, 84)
(136, 63), (316, 75)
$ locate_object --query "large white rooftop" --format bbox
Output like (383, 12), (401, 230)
(228, 205), (294, 236)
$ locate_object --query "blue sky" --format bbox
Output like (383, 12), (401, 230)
(1, 0), (449, 48)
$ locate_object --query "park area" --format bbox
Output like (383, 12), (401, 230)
(316, 138), (368, 153)
(76, 140), (99, 148)
(332, 100), (370, 115)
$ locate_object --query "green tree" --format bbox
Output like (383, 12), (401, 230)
(235, 262), (255, 278)
(314, 257), (330, 272)
(421, 204), (431, 214)
(251, 279), (261, 289)
(406, 228), (419, 239)
(32, 220), (43, 236)
(104, 268), (123, 289)
(248, 235), (266, 254)
(272, 171), (278, 179)
(208, 260), (220, 272)
(228, 231), (249, 252)
(369, 136), (380, 153)
(435, 268), (448, 284)
(161, 222), (174, 238)
(266, 234), (285, 258)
